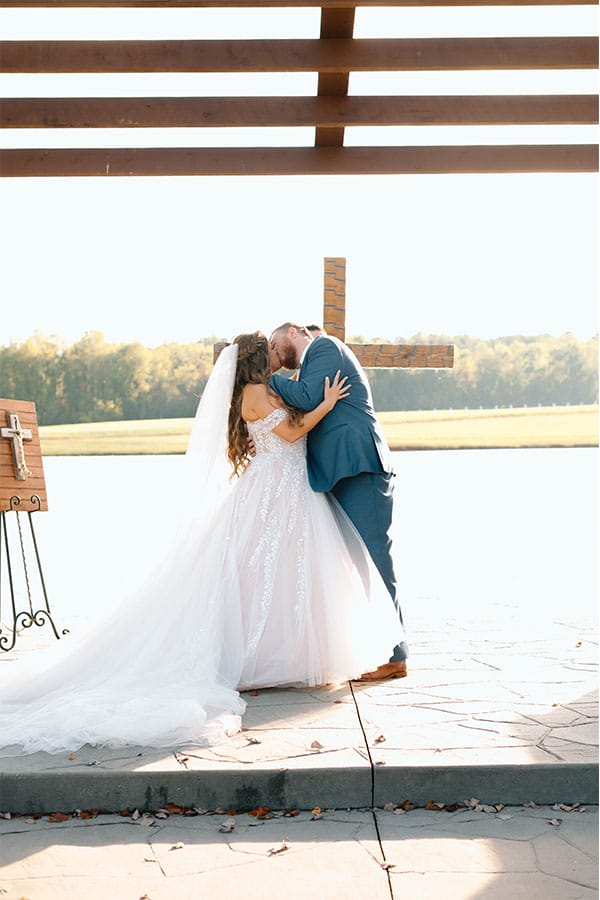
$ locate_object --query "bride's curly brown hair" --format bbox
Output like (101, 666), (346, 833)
(228, 331), (302, 478)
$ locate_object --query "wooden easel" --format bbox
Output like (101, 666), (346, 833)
(0, 399), (65, 651)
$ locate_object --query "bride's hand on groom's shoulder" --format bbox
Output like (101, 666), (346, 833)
(324, 371), (350, 410)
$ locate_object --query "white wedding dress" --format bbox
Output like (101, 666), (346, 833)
(0, 347), (404, 756)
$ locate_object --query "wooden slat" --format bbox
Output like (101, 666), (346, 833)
(323, 257), (347, 341)
(1, 37), (596, 74)
(0, 0), (596, 7)
(2, 145), (597, 177)
(2, 95), (597, 128)
(349, 343), (454, 368)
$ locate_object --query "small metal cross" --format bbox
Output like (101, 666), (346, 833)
(0, 411), (33, 481)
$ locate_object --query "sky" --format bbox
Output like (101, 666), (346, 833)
(0, 5), (598, 348)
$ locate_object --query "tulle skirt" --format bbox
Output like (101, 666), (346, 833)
(0, 451), (403, 755)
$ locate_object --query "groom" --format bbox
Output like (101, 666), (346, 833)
(269, 322), (408, 680)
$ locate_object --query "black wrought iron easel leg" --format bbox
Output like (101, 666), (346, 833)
(0, 509), (19, 652)
(0, 495), (68, 652)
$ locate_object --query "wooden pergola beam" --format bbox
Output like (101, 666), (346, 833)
(2, 37), (596, 74)
(2, 95), (597, 128)
(316, 7), (355, 148)
(2, 145), (596, 177)
(0, 0), (596, 7)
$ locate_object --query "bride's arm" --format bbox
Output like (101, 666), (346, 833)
(272, 371), (349, 443)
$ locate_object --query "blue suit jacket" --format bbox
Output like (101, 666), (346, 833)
(269, 336), (393, 493)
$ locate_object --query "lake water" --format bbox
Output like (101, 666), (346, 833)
(1, 448), (597, 653)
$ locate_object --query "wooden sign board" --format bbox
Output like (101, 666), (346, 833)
(0, 399), (48, 512)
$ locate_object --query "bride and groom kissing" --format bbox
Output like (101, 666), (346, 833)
(0, 323), (408, 755)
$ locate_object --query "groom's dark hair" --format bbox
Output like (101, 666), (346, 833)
(272, 322), (311, 339)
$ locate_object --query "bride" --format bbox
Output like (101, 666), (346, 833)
(0, 332), (404, 755)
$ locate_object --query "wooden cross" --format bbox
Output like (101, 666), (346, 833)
(213, 257), (454, 370)
(1, 411), (33, 481)
(322, 257), (454, 369)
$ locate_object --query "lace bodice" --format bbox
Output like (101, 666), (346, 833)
(246, 408), (306, 460)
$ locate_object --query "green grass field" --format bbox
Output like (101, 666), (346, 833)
(38, 405), (598, 455)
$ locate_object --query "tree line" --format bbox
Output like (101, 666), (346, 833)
(0, 331), (597, 426)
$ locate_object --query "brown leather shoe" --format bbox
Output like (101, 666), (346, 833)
(355, 660), (408, 682)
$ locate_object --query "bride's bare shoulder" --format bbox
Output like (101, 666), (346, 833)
(242, 383), (281, 421)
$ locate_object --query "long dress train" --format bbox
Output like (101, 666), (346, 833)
(0, 355), (404, 755)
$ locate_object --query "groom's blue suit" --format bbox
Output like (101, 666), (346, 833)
(269, 335), (408, 663)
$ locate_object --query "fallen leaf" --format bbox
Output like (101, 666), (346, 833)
(48, 813), (69, 823)
(250, 690), (260, 696)
(383, 802), (397, 812)
(523, 801), (538, 809)
(398, 800), (417, 812)
(246, 736), (262, 745)
(310, 740), (324, 750)
(553, 802), (581, 813)
(0, 812), (11, 820)
(119, 808), (132, 817)
(375, 760), (386, 766)
(164, 803), (188, 815)
(444, 803), (463, 813)
(548, 818), (563, 827)
(249, 806), (271, 819)
(576, 641), (583, 647)
(374, 734), (386, 744)
(190, 807), (208, 816)
(213, 807), (224, 815)
(334, 699), (343, 704)
(311, 807), (323, 820)
(467, 798), (480, 809)
(68, 753), (77, 761)
(218, 817), (236, 833)
(380, 862), (396, 870)
(425, 801), (445, 811)
(283, 808), (300, 817)
(78, 810), (99, 820)
(268, 839), (289, 856)
(169, 842), (185, 851)
(154, 811), (169, 820)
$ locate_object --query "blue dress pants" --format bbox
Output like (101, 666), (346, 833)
(331, 471), (408, 663)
